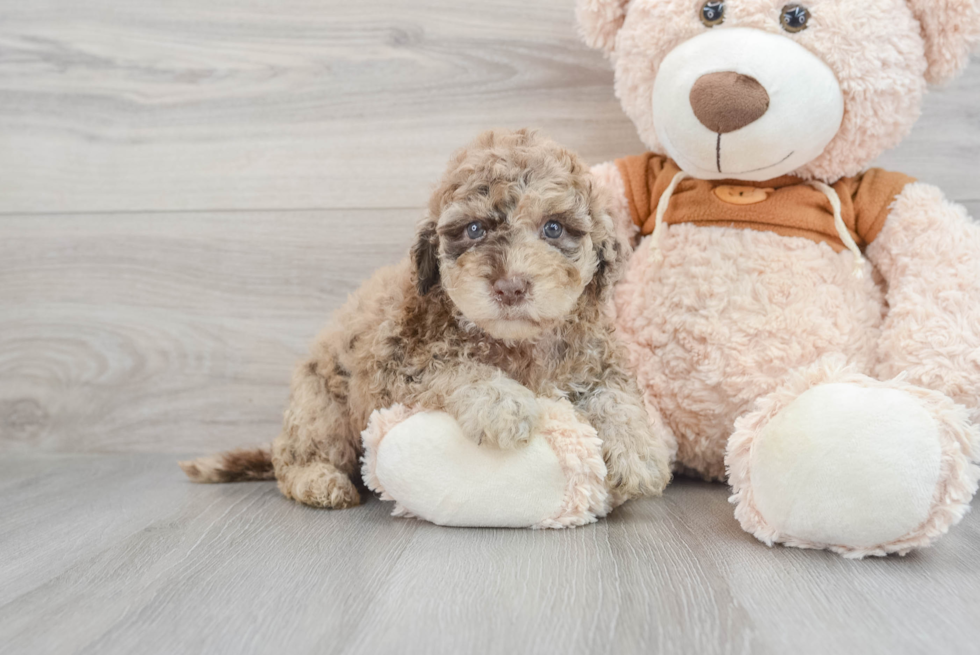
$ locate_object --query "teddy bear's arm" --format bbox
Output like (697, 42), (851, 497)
(591, 162), (640, 251)
(866, 182), (980, 425)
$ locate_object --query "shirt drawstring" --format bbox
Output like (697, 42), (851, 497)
(647, 173), (867, 278)
(647, 171), (689, 261)
(806, 180), (866, 277)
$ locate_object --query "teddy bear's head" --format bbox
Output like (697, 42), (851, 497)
(577, 0), (980, 182)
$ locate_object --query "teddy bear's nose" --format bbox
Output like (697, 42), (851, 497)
(690, 71), (771, 134)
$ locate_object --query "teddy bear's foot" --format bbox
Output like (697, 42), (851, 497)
(726, 358), (980, 558)
(360, 399), (611, 529)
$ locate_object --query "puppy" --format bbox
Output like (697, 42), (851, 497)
(181, 129), (671, 508)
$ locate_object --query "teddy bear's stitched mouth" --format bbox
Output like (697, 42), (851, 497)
(662, 125), (795, 179)
(689, 130), (795, 177)
(716, 140), (796, 176)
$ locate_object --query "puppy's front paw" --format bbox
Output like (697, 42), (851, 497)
(604, 448), (670, 499)
(485, 389), (541, 449)
(455, 380), (540, 449)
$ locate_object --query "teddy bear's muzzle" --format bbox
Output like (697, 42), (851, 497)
(651, 27), (844, 182)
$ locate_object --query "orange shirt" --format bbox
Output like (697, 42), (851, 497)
(615, 153), (915, 252)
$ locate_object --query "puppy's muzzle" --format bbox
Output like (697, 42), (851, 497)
(492, 276), (531, 306)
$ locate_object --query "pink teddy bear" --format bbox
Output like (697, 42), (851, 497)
(578, 0), (980, 557)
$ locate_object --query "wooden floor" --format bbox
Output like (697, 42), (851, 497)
(2, 454), (979, 655)
(1, 1), (978, 653)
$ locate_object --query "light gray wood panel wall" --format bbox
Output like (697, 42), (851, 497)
(0, 210), (416, 453)
(0, 0), (645, 214)
(0, 2), (977, 456)
(0, 3), (976, 215)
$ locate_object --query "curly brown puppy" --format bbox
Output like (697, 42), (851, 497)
(181, 129), (671, 508)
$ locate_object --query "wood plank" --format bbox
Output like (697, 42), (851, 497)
(0, 0), (643, 214)
(0, 210), (416, 453)
(1, 454), (978, 655)
(0, 4), (975, 214)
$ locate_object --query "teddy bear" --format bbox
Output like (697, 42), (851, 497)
(576, 0), (980, 557)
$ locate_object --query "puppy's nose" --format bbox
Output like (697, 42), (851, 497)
(690, 72), (770, 134)
(492, 277), (531, 306)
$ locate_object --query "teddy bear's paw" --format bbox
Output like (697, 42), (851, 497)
(727, 378), (980, 558)
(365, 409), (583, 528)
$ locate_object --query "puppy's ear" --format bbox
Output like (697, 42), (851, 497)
(576, 0), (631, 56)
(412, 218), (441, 296)
(416, 143), (469, 296)
(906, 0), (980, 84)
(587, 180), (625, 298)
(589, 221), (624, 299)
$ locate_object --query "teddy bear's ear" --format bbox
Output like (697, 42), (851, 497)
(576, 0), (631, 55)
(906, 0), (980, 84)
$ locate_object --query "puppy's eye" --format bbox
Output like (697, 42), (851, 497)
(542, 220), (564, 239)
(780, 4), (810, 33)
(465, 221), (486, 240)
(700, 1), (725, 27)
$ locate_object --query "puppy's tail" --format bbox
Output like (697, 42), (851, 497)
(179, 446), (274, 483)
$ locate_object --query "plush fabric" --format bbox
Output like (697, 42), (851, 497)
(907, 0), (980, 84)
(609, 182), (980, 553)
(726, 357), (980, 558)
(590, 160), (638, 249)
(652, 28), (845, 181)
(579, 0), (980, 181)
(613, 221), (885, 481)
(361, 399), (612, 529)
(579, 0), (980, 557)
(866, 183), (980, 427)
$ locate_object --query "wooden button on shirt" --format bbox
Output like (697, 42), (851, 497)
(714, 185), (775, 205)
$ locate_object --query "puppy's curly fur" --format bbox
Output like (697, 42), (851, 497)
(181, 129), (671, 508)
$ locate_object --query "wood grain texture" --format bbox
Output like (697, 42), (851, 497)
(1, 454), (978, 655)
(0, 3), (976, 213)
(0, 0), (643, 214)
(0, 210), (417, 453)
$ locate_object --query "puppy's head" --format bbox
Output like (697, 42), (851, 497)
(412, 129), (620, 341)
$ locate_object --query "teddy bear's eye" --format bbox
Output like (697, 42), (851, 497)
(780, 4), (810, 33)
(700, 1), (726, 28)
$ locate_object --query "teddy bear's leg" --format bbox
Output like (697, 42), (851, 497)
(360, 401), (611, 528)
(726, 356), (980, 558)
